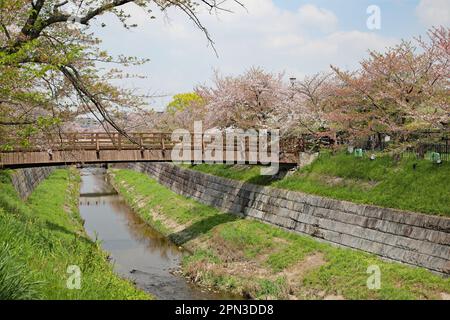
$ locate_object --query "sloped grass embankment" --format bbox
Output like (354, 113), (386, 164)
(109, 169), (450, 300)
(183, 153), (450, 217)
(0, 168), (149, 300)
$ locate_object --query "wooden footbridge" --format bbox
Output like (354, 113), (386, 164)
(0, 132), (302, 168)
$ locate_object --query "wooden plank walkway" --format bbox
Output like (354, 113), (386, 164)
(0, 132), (300, 168)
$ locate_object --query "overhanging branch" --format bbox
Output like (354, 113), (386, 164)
(59, 64), (141, 147)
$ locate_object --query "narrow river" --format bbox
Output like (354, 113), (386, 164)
(78, 167), (232, 300)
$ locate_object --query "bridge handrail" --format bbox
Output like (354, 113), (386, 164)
(2, 132), (302, 153)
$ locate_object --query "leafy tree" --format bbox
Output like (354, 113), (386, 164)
(0, 0), (243, 148)
(166, 92), (204, 114)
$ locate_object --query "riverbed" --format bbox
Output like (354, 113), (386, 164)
(78, 167), (231, 300)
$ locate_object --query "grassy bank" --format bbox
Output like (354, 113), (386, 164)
(0, 168), (150, 300)
(183, 152), (450, 217)
(109, 169), (450, 300)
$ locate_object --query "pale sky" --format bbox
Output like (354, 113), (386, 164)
(88, 0), (450, 111)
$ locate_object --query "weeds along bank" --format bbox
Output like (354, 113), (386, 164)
(0, 168), (149, 300)
(109, 169), (450, 300)
(183, 153), (450, 217)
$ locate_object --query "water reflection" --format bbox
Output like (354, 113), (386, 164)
(78, 167), (231, 300)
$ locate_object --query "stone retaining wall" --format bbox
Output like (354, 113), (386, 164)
(127, 162), (450, 275)
(10, 167), (56, 199)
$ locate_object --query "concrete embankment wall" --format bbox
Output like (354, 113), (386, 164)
(10, 167), (56, 199)
(125, 162), (450, 275)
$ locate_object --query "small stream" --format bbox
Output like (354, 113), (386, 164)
(78, 167), (233, 300)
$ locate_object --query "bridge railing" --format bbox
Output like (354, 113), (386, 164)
(0, 132), (312, 167)
(4, 132), (303, 154)
(6, 133), (175, 152)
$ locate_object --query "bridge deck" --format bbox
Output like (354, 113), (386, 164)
(0, 132), (301, 168)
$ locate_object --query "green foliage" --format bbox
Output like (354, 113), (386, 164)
(218, 220), (275, 258)
(182, 164), (274, 185)
(111, 169), (450, 300)
(166, 92), (204, 114)
(266, 241), (316, 273)
(111, 168), (224, 226)
(0, 0), (152, 146)
(0, 242), (40, 300)
(183, 250), (222, 265)
(186, 154), (450, 216)
(256, 278), (288, 298)
(0, 169), (149, 300)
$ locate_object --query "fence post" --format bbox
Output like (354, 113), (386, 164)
(446, 138), (449, 162)
(161, 134), (165, 150)
(140, 133), (145, 159)
(95, 133), (100, 151)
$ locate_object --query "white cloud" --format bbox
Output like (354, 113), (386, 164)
(297, 4), (338, 33)
(416, 0), (450, 27)
(90, 1), (396, 110)
(292, 31), (396, 62)
(265, 34), (305, 49)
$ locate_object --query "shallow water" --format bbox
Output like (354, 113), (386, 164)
(78, 167), (233, 300)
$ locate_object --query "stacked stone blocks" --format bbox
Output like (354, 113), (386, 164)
(127, 162), (450, 275)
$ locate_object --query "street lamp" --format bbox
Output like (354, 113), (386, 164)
(289, 77), (297, 87)
(289, 77), (297, 101)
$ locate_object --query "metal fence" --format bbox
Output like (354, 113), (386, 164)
(403, 140), (450, 162)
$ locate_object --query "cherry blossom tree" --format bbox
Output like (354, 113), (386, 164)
(197, 68), (288, 131)
(330, 27), (449, 144)
(289, 72), (337, 136)
(0, 0), (244, 149)
(147, 27), (449, 153)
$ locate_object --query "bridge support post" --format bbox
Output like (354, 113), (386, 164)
(95, 133), (100, 151)
(47, 149), (53, 161)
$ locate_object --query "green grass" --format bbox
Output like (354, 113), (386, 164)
(110, 169), (450, 300)
(181, 164), (274, 185)
(109, 169), (237, 246)
(0, 169), (150, 300)
(183, 152), (450, 216)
